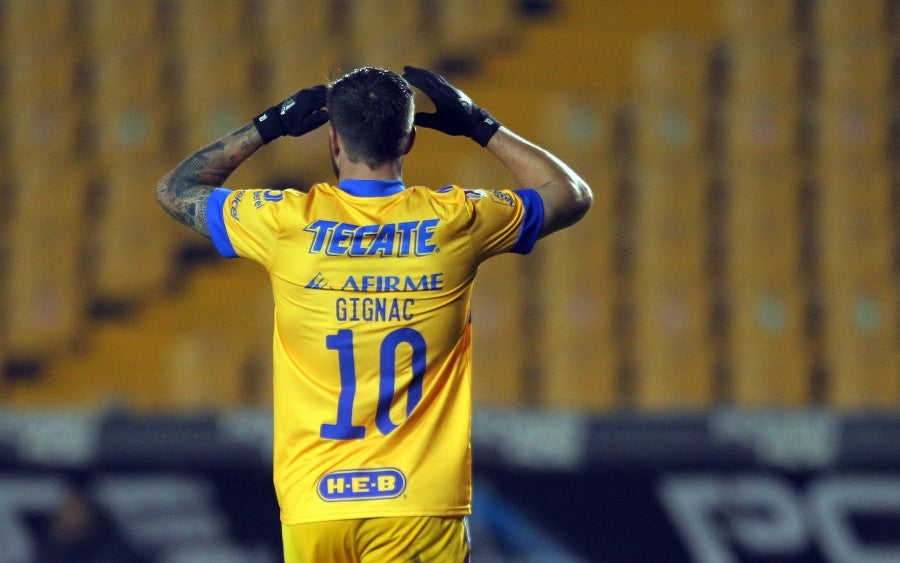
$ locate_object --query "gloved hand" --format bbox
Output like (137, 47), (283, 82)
(402, 66), (501, 147)
(253, 85), (329, 144)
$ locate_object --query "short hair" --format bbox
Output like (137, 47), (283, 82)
(327, 67), (414, 168)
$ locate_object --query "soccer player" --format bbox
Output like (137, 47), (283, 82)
(156, 66), (591, 562)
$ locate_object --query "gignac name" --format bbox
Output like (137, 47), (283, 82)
(304, 219), (439, 257)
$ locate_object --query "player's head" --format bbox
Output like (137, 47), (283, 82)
(327, 67), (415, 170)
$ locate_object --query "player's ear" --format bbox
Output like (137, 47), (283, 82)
(329, 125), (340, 158)
(403, 126), (416, 155)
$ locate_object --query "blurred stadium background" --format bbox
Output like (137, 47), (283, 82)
(0, 0), (897, 561)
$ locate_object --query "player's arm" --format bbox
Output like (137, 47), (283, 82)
(156, 85), (329, 237)
(402, 66), (592, 238)
(156, 123), (263, 236)
(484, 127), (591, 236)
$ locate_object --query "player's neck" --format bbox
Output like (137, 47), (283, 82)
(338, 159), (403, 183)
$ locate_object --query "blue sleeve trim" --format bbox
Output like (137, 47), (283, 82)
(510, 189), (544, 255)
(206, 188), (238, 258)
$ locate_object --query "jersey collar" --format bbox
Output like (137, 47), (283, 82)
(337, 179), (405, 197)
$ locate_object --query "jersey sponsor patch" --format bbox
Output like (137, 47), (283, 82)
(463, 189), (486, 200)
(317, 468), (407, 502)
(303, 219), (440, 257)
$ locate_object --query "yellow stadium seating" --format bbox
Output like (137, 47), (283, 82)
(721, 0), (797, 39)
(0, 0), (75, 52)
(88, 160), (178, 303)
(632, 277), (716, 410)
(3, 0), (896, 414)
(80, 0), (160, 48)
(817, 40), (891, 105)
(470, 253), (530, 408)
(535, 95), (621, 411)
(812, 36), (895, 409)
(718, 31), (812, 406)
(727, 285), (811, 405)
(628, 35), (716, 409)
(630, 169), (714, 411)
(342, 1), (435, 71)
(816, 167), (897, 409)
(814, 0), (888, 41)
(722, 40), (802, 168)
(820, 284), (899, 410)
(431, 0), (516, 66)
(3, 163), (89, 361)
(4, 46), (80, 163)
(83, 23), (174, 303)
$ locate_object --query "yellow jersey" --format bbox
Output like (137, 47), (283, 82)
(206, 179), (543, 524)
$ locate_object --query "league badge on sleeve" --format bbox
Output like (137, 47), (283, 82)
(489, 190), (515, 207)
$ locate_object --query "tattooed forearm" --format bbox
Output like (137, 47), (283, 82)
(156, 123), (263, 237)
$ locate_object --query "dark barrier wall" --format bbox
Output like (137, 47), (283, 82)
(0, 409), (898, 562)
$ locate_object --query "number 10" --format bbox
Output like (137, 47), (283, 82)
(320, 328), (427, 440)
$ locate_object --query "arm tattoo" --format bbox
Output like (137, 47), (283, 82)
(156, 123), (262, 237)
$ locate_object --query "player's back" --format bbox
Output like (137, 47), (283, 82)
(209, 178), (537, 524)
(268, 181), (483, 524)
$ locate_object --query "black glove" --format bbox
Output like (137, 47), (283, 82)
(253, 85), (329, 144)
(402, 66), (501, 147)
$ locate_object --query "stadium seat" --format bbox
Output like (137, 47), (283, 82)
(721, 0), (797, 39)
(0, 0), (84, 376)
(537, 217), (620, 411)
(814, 0), (887, 41)
(632, 35), (711, 185)
(724, 168), (805, 292)
(4, 45), (80, 163)
(88, 44), (167, 160)
(174, 41), (263, 179)
(727, 285), (811, 405)
(718, 35), (810, 405)
(3, 163), (89, 362)
(0, 0), (75, 52)
(820, 284), (899, 410)
(536, 95), (621, 411)
(83, 23), (175, 304)
(431, 0), (515, 68)
(812, 36), (895, 409)
(80, 0), (159, 49)
(628, 35), (715, 410)
(168, 0), (266, 189)
(816, 167), (897, 409)
(630, 171), (714, 411)
(342, 1), (434, 71)
(815, 42), (891, 154)
(722, 40), (802, 166)
(469, 254), (529, 408)
(724, 170), (810, 406)
(818, 39), (891, 99)
(88, 160), (179, 304)
(632, 278), (716, 410)
(171, 0), (247, 40)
